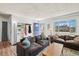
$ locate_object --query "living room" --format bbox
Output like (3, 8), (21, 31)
(0, 3), (79, 56)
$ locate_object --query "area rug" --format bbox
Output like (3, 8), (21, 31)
(62, 47), (79, 56)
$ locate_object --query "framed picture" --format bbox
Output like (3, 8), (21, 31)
(54, 19), (76, 32)
(33, 23), (40, 36)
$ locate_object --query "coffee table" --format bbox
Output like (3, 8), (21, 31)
(37, 42), (63, 56)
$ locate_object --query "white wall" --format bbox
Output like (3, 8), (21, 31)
(0, 14), (38, 45)
(11, 15), (37, 44)
(39, 12), (79, 36)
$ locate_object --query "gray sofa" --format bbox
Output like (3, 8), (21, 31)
(49, 35), (79, 51)
(17, 36), (49, 56)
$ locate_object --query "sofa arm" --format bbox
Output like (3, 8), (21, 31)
(17, 43), (30, 56)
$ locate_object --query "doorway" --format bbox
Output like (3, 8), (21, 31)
(2, 21), (8, 41)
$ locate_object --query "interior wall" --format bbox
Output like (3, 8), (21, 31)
(39, 12), (79, 36)
(11, 15), (37, 44)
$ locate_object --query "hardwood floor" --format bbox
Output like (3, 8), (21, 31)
(0, 41), (16, 56)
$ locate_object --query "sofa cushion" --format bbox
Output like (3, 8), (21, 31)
(29, 42), (42, 52)
(27, 36), (36, 43)
(52, 35), (59, 40)
(74, 36), (79, 43)
(37, 40), (49, 46)
(66, 40), (74, 43)
(22, 38), (30, 48)
(59, 35), (75, 41)
(56, 38), (65, 42)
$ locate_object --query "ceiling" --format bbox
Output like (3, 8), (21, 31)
(0, 3), (79, 20)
